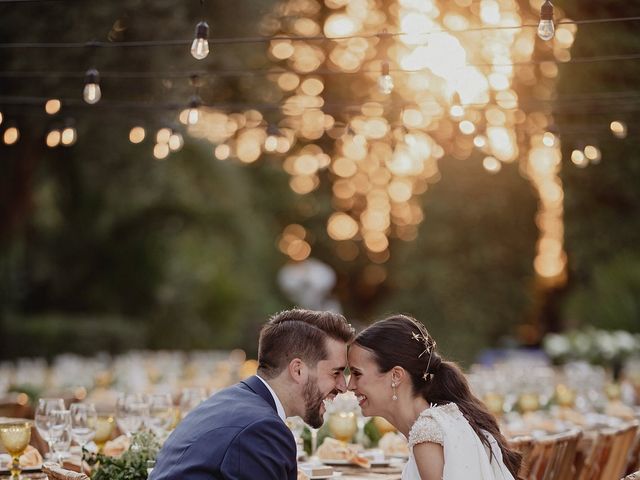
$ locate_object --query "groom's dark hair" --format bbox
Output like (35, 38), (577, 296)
(257, 308), (354, 379)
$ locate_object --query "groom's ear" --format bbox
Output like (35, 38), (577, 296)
(287, 358), (309, 384)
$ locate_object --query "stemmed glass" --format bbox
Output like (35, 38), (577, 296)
(34, 397), (65, 460)
(146, 393), (174, 439)
(70, 403), (97, 458)
(93, 415), (114, 453)
(116, 393), (149, 438)
(48, 409), (71, 465)
(0, 421), (31, 479)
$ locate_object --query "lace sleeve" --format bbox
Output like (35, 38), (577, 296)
(408, 415), (444, 448)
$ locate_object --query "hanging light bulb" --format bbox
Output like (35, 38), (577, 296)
(83, 69), (101, 104)
(377, 61), (394, 95)
(537, 0), (555, 41)
(190, 21), (210, 60)
(187, 95), (202, 125)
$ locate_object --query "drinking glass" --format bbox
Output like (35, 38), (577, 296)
(179, 387), (207, 419)
(34, 397), (65, 459)
(328, 411), (357, 442)
(116, 393), (149, 438)
(93, 415), (114, 452)
(51, 425), (72, 465)
(70, 403), (97, 455)
(0, 421), (32, 479)
(147, 393), (174, 438)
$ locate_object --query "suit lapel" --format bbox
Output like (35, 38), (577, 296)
(241, 375), (278, 414)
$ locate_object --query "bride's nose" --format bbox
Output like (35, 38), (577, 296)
(346, 375), (356, 391)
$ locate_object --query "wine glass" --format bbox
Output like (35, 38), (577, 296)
(0, 421), (32, 479)
(147, 393), (174, 439)
(51, 424), (72, 465)
(70, 403), (97, 457)
(179, 387), (207, 419)
(34, 397), (65, 460)
(116, 393), (149, 438)
(93, 415), (114, 452)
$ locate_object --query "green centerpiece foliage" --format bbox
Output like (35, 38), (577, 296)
(85, 432), (160, 480)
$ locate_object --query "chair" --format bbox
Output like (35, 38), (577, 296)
(577, 422), (639, 480)
(42, 462), (90, 480)
(510, 429), (582, 480)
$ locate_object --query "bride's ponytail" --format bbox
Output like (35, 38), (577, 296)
(354, 315), (522, 479)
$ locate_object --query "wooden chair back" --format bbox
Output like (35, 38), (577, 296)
(578, 422), (639, 480)
(510, 429), (582, 480)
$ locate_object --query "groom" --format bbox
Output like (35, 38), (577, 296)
(151, 309), (354, 480)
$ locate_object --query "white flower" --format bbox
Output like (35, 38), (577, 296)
(543, 334), (570, 358)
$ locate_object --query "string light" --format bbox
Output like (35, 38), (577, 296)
(129, 126), (146, 143)
(610, 120), (628, 138)
(0, 16), (638, 50)
(584, 145), (601, 163)
(61, 122), (77, 146)
(46, 128), (61, 147)
(83, 68), (101, 104)
(0, 111), (3, 125)
(3, 126), (19, 145)
(482, 156), (502, 174)
(538, 0), (555, 41)
(168, 130), (184, 151)
(186, 95), (201, 125)
(377, 61), (394, 95)
(45, 98), (61, 114)
(570, 149), (588, 167)
(191, 21), (210, 60)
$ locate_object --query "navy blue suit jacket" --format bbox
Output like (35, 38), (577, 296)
(151, 376), (297, 480)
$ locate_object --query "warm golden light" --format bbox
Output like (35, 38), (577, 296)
(45, 99), (62, 115)
(570, 149), (587, 168)
(327, 213), (359, 241)
(129, 126), (146, 144)
(154, 143), (170, 160)
(610, 121), (627, 139)
(156, 128), (171, 144)
(3, 127), (19, 145)
(215, 144), (231, 160)
(61, 126), (77, 146)
(169, 133), (184, 152)
(482, 156), (502, 174)
(583, 145), (601, 164)
(46, 129), (61, 148)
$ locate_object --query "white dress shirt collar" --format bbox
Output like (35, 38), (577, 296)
(256, 375), (287, 422)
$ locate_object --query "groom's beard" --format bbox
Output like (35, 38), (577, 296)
(303, 380), (330, 429)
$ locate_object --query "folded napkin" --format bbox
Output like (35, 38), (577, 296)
(42, 462), (90, 480)
(102, 435), (130, 457)
(20, 445), (43, 468)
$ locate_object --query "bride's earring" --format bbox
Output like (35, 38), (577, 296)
(392, 383), (398, 401)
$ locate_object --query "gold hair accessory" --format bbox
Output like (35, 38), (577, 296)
(410, 327), (436, 381)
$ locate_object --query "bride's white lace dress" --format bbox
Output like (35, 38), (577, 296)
(402, 403), (515, 480)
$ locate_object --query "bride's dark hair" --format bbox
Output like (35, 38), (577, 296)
(354, 314), (521, 479)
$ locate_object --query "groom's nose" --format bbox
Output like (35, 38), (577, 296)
(335, 373), (347, 393)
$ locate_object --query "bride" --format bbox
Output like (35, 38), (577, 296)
(347, 314), (521, 480)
